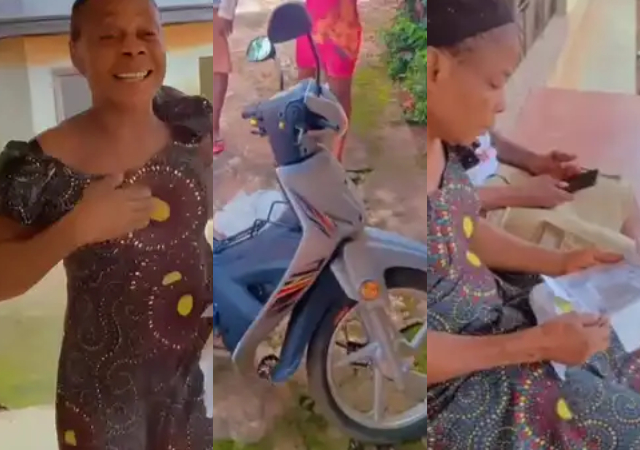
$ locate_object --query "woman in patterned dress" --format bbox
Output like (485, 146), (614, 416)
(425, 1), (640, 449)
(0, 0), (213, 448)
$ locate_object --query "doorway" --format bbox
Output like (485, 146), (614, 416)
(199, 56), (213, 102)
(52, 69), (92, 122)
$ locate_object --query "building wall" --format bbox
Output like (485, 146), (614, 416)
(497, 0), (637, 133)
(0, 22), (212, 140)
(0, 38), (34, 142)
(0, 0), (21, 18)
(548, 0), (637, 94)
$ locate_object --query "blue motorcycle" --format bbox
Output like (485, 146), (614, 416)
(208, 2), (431, 444)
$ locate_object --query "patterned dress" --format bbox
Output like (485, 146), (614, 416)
(426, 151), (640, 450)
(0, 95), (213, 450)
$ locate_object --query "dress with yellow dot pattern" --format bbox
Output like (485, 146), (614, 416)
(426, 151), (640, 449)
(0, 96), (214, 450)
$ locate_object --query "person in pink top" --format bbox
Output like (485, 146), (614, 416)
(297, 0), (362, 162)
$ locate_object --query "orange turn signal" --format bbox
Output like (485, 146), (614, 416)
(359, 280), (380, 301)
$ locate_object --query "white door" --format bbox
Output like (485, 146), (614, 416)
(53, 70), (92, 122)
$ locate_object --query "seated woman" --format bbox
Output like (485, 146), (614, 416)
(425, 1), (640, 448)
(466, 130), (640, 255)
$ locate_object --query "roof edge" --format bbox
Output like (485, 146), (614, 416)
(0, 5), (212, 39)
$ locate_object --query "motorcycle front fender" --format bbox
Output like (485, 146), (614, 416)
(331, 227), (430, 300)
(271, 228), (428, 382)
(270, 268), (352, 383)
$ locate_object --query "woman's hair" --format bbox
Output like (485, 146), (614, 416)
(70, 0), (158, 41)
(427, 0), (515, 50)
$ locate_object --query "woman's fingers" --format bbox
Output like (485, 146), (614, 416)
(594, 251), (624, 264)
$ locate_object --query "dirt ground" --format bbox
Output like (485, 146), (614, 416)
(208, 1), (430, 448)
(215, 0), (430, 241)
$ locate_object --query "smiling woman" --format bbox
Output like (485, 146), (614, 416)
(0, 8), (213, 138)
(0, 0), (214, 449)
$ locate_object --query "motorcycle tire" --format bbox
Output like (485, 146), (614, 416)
(305, 267), (429, 444)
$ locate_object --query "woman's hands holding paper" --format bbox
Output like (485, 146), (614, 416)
(539, 312), (610, 365)
(560, 248), (623, 275)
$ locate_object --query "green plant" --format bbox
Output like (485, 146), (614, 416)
(381, 5), (428, 125)
(382, 12), (427, 83)
(402, 48), (428, 124)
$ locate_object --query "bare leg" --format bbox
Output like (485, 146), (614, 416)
(212, 72), (228, 140)
(211, 18), (231, 153)
(327, 76), (353, 163)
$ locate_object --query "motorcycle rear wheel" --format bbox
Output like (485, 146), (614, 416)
(306, 268), (429, 444)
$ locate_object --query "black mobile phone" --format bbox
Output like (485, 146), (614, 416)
(564, 169), (598, 193)
(457, 145), (481, 171)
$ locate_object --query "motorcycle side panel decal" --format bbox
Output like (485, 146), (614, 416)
(270, 258), (325, 313)
(291, 191), (336, 237)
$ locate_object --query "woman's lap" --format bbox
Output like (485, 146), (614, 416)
(429, 270), (640, 449)
(431, 353), (640, 449)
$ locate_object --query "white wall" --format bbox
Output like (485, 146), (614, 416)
(0, 0), (22, 18)
(549, 0), (636, 94)
(0, 67), (34, 142)
(164, 43), (211, 95)
(0, 40), (34, 143)
(26, 43), (212, 134)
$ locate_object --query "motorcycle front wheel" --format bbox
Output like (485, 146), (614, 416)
(306, 268), (430, 444)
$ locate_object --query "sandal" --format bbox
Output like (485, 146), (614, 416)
(212, 138), (226, 154)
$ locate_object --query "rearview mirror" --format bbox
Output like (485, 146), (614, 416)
(267, 2), (312, 43)
(246, 36), (276, 62)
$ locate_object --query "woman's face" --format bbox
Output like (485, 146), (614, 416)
(71, 0), (166, 109)
(426, 24), (521, 145)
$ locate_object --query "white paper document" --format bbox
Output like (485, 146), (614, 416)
(530, 260), (640, 379)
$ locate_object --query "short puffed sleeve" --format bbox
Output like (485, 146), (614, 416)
(153, 87), (213, 148)
(153, 88), (214, 217)
(0, 140), (83, 228)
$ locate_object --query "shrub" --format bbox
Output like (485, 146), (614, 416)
(402, 49), (428, 124)
(381, 2), (428, 124)
(382, 12), (427, 83)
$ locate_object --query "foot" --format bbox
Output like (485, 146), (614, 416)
(213, 137), (226, 154)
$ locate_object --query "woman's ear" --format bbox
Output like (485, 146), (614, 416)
(426, 47), (454, 88)
(426, 48), (439, 85)
(69, 41), (85, 75)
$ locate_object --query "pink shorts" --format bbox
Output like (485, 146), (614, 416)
(296, 0), (362, 79)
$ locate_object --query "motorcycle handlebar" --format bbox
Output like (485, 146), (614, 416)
(242, 100), (337, 133)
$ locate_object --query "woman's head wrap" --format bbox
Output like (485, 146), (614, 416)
(427, 0), (515, 48)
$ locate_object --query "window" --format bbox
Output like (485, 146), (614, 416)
(52, 69), (92, 122)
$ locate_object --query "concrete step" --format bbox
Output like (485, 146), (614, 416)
(0, 406), (57, 450)
(550, 0), (636, 93)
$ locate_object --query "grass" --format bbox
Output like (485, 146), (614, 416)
(350, 63), (395, 163)
(0, 305), (63, 408)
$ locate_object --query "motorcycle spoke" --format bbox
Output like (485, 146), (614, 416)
(334, 343), (377, 368)
(370, 365), (385, 423)
(326, 287), (432, 431)
(400, 370), (429, 403)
